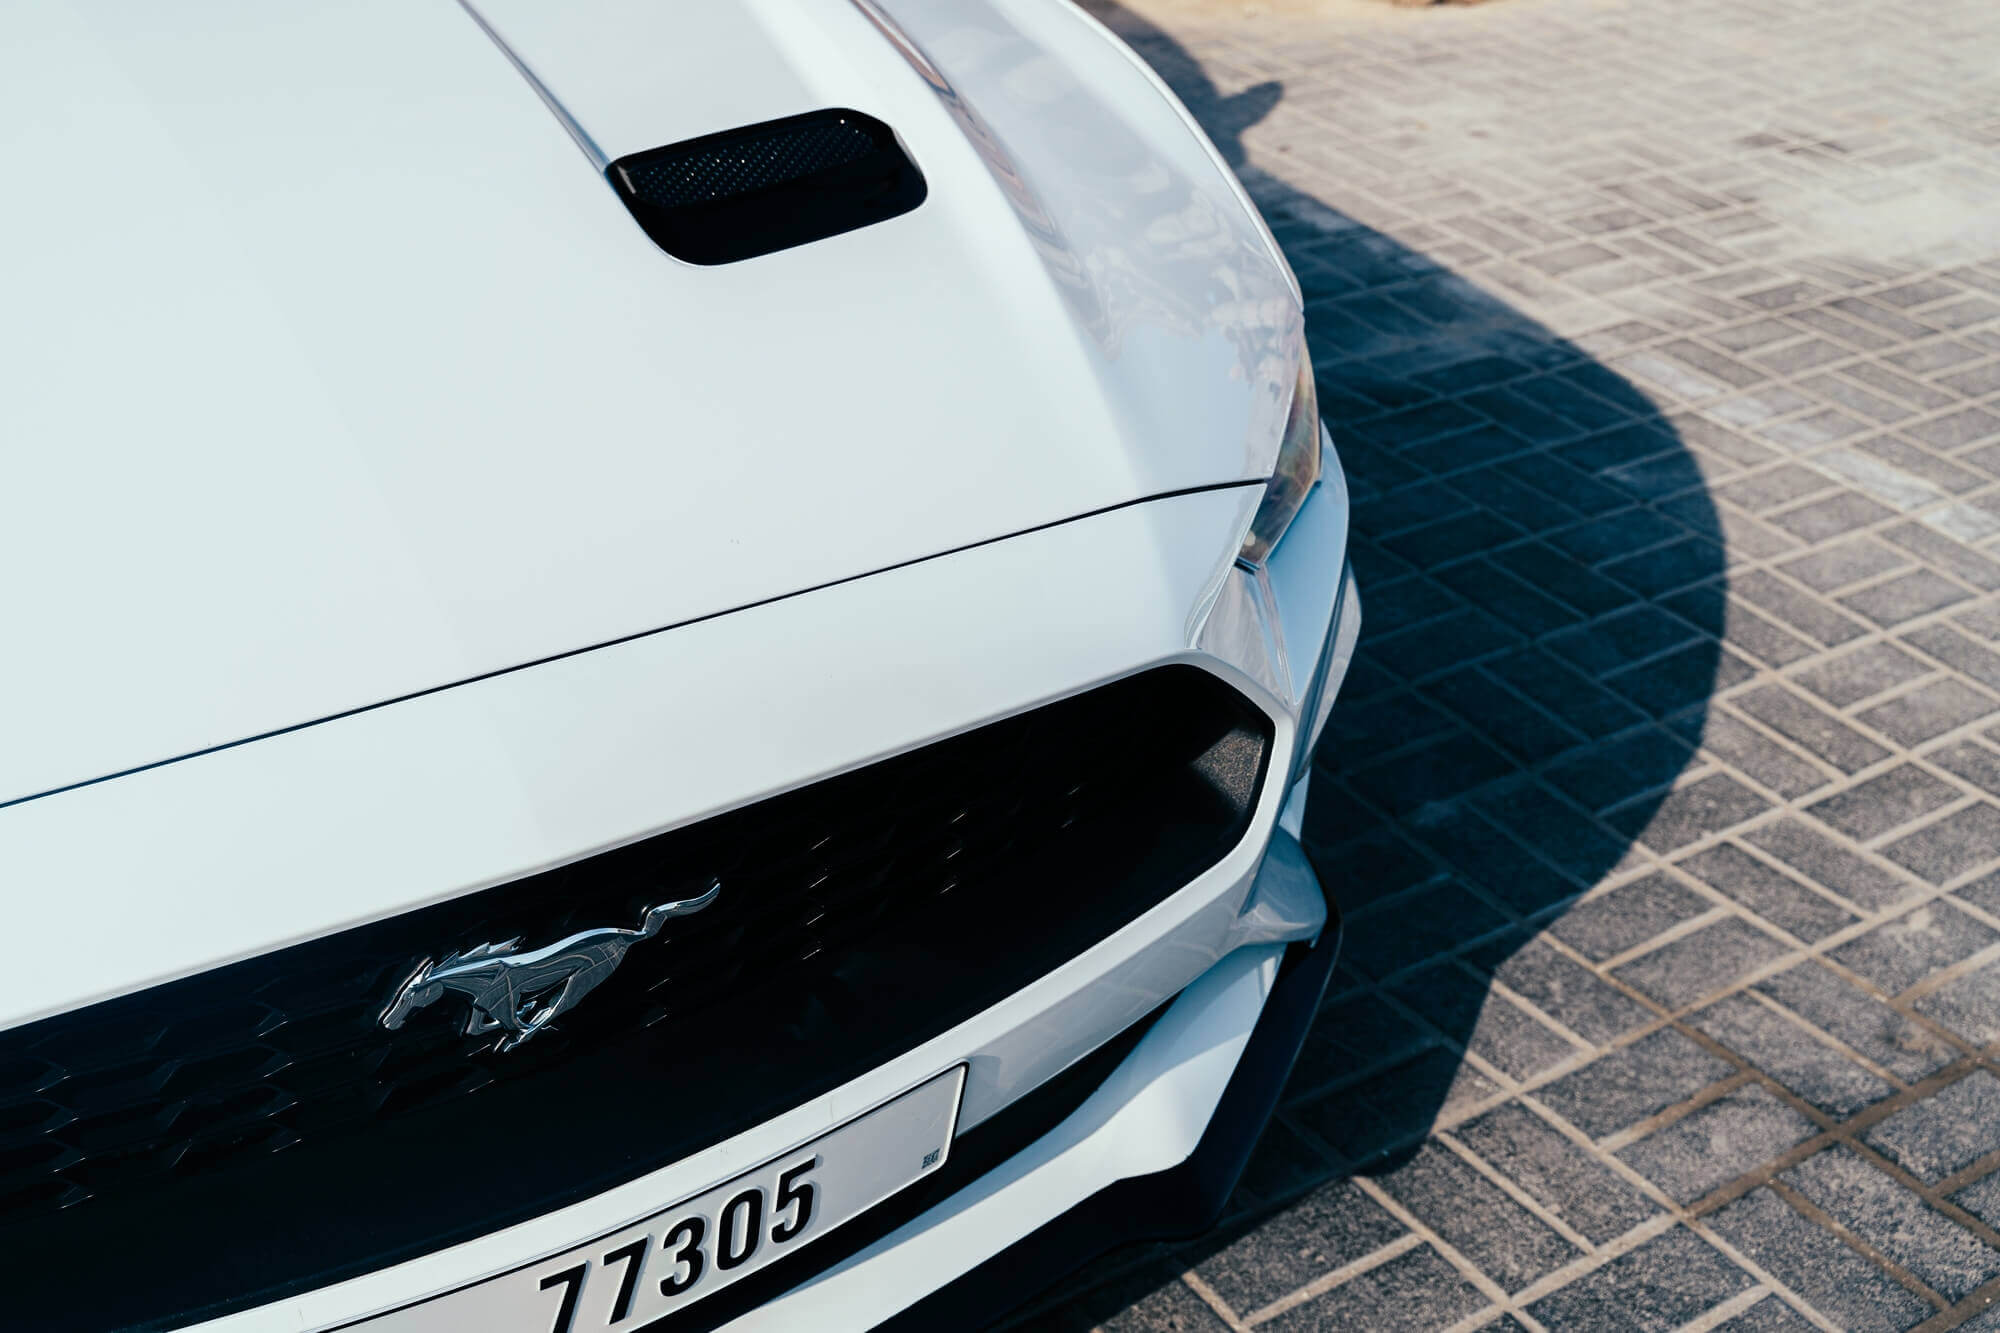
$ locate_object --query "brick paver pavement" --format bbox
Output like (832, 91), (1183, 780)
(1020, 0), (2000, 1328)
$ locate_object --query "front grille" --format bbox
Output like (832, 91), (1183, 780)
(0, 666), (1270, 1332)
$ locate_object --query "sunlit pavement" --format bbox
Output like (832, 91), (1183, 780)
(1022, 0), (2000, 1327)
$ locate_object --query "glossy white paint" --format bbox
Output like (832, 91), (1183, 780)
(0, 0), (1301, 807)
(0, 485), (1260, 1034)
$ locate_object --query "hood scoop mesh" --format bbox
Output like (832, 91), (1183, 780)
(608, 108), (926, 265)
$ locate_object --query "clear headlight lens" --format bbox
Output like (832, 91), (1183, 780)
(1239, 347), (1321, 565)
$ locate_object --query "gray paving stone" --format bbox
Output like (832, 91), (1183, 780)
(1951, 1170), (2000, 1230)
(1942, 358), (2000, 398)
(1736, 684), (1893, 773)
(1454, 1101), (1660, 1245)
(1841, 570), (1977, 626)
(1264, 1244), (1487, 1332)
(1481, 936), (1654, 1044)
(1619, 1084), (1818, 1203)
(1388, 962), (1578, 1082)
(1714, 463), (1837, 513)
(1408, 799), (1584, 914)
(1931, 298), (2000, 333)
(1883, 803), (2000, 884)
(1692, 993), (1894, 1115)
(1753, 337), (1851, 376)
(1537, 1028), (1734, 1140)
(1756, 961), (1958, 1082)
(1484, 649), (1648, 741)
(1953, 1301), (2000, 1333)
(1546, 730), (1698, 811)
(1523, 1226), (1753, 1332)
(1709, 1295), (1822, 1333)
(1864, 1072), (2000, 1184)
(1376, 1142), (1580, 1293)
(1874, 280), (1962, 310)
(1792, 306), (1902, 353)
(1433, 567), (1578, 642)
(1859, 434), (1985, 489)
(1800, 373), (1913, 424)
(1830, 901), (2000, 995)
(1299, 991), (1435, 1089)
(1929, 740), (2000, 798)
(1614, 639), (1757, 713)
(1766, 409), (1874, 453)
(1695, 710), (1833, 800)
(1886, 341), (1986, 376)
(1711, 600), (1821, 670)
(1745, 818), (1917, 912)
(1609, 772), (1772, 853)
(1545, 605), (1696, 677)
(1614, 917), (1791, 1008)
(1880, 524), (2000, 593)
(1188, 1177), (1406, 1313)
(1958, 869), (2000, 918)
(1779, 537), (1910, 592)
(1856, 679), (1999, 746)
(1547, 873), (1712, 962)
(1913, 957), (2000, 1046)
(1783, 1146), (2000, 1300)
(1339, 882), (1512, 981)
(1788, 640), (1933, 708)
(1806, 765), (1963, 842)
(1767, 491), (1898, 543)
(1707, 1187), (1932, 1333)
(1731, 569), (1870, 647)
(1676, 843), (1856, 941)
(1293, 1045), (1503, 1166)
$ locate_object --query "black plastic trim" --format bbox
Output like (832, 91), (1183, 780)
(607, 108), (926, 265)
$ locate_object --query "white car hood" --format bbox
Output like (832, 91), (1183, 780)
(0, 0), (1301, 808)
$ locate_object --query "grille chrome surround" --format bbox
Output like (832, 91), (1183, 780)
(0, 666), (1271, 1332)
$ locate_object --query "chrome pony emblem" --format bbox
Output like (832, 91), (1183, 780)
(380, 880), (720, 1052)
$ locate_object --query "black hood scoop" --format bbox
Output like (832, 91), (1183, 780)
(607, 108), (927, 265)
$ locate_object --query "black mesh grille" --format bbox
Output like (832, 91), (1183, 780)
(607, 107), (926, 265)
(620, 118), (878, 209)
(0, 667), (1270, 1333)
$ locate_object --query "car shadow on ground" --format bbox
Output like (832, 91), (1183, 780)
(1037, 1), (1730, 1322)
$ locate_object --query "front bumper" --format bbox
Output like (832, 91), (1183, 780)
(883, 912), (1341, 1332)
(771, 844), (1342, 1332)
(5, 471), (1353, 1332)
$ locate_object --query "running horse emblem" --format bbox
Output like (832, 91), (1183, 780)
(379, 880), (721, 1052)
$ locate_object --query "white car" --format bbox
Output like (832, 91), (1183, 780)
(0, 1), (1356, 1329)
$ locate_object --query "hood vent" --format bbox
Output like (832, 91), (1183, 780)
(607, 108), (926, 265)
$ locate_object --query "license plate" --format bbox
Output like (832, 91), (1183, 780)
(349, 1067), (966, 1332)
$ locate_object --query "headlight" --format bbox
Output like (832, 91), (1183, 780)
(1239, 346), (1321, 565)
